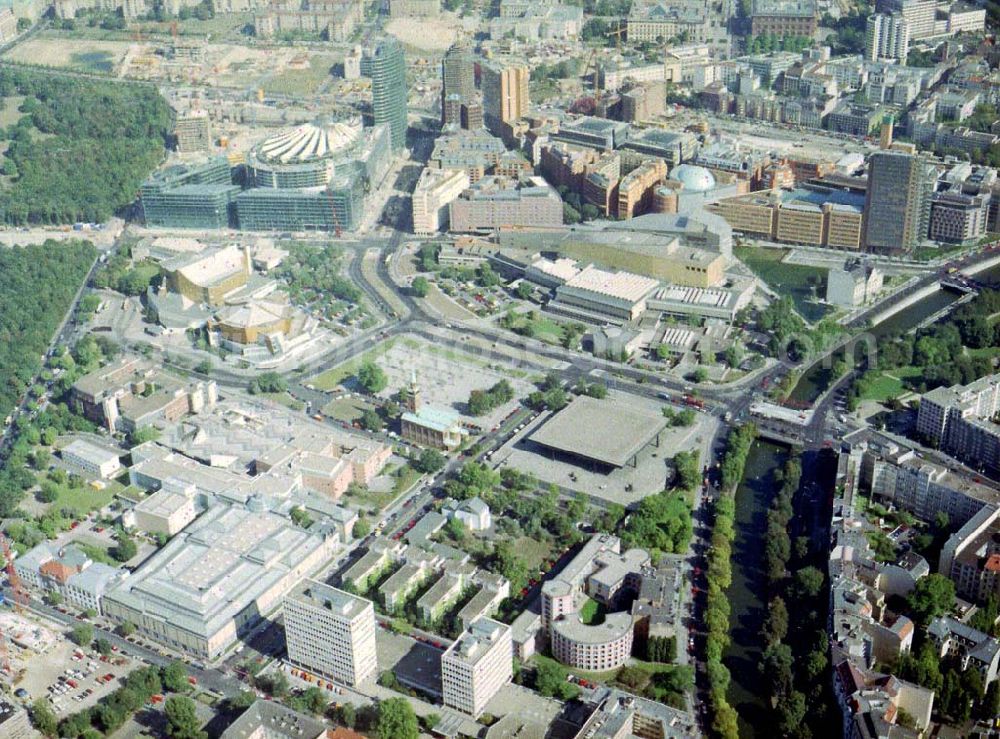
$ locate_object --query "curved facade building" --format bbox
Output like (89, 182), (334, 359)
(246, 118), (366, 190)
(551, 612), (635, 672)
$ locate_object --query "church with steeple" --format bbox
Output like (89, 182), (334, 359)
(399, 370), (464, 451)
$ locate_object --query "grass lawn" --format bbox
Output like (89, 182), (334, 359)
(309, 338), (397, 391)
(858, 365), (924, 402)
(263, 55), (338, 96)
(344, 463), (422, 511)
(322, 396), (371, 423)
(578, 598), (606, 625)
(504, 314), (567, 346)
(735, 246), (831, 323)
(38, 475), (116, 516)
(532, 653), (619, 684)
(260, 391), (305, 411)
(512, 535), (554, 575)
(75, 538), (115, 566)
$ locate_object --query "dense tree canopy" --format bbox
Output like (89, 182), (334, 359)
(0, 70), (171, 224)
(0, 240), (95, 425)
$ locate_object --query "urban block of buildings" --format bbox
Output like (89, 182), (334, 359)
(103, 503), (337, 659)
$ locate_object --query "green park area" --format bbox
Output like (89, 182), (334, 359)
(735, 247), (831, 323)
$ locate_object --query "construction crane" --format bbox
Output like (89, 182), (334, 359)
(606, 20), (626, 53)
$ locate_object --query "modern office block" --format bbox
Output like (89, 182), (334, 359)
(862, 150), (935, 253)
(442, 40), (476, 127)
(284, 580), (378, 687)
(363, 37), (408, 151)
(481, 60), (529, 136)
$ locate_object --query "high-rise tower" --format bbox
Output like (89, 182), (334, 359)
(442, 40), (476, 127)
(481, 60), (529, 138)
(363, 37), (408, 151)
(863, 150), (935, 253)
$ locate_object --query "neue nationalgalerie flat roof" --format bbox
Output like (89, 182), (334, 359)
(529, 396), (668, 468)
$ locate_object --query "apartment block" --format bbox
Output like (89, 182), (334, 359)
(441, 618), (513, 717)
(284, 580), (378, 686)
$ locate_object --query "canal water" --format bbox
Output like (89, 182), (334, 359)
(723, 440), (789, 739)
(786, 285), (964, 405)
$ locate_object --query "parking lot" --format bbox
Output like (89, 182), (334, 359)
(17, 631), (139, 717)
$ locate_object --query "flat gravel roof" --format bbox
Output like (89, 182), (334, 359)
(529, 396), (667, 468)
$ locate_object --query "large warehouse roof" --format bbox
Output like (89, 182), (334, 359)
(529, 396), (667, 468)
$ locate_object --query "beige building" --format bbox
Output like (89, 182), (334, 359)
(284, 580), (378, 686)
(711, 191), (864, 250)
(449, 175), (563, 233)
(61, 439), (122, 479)
(254, 0), (361, 40)
(617, 158), (667, 219)
(174, 110), (212, 154)
(131, 485), (199, 536)
(481, 61), (529, 136)
(412, 168), (470, 235)
(103, 505), (335, 659)
(441, 618), (513, 717)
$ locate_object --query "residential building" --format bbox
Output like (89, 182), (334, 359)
(865, 13), (909, 63)
(481, 61), (529, 137)
(573, 687), (698, 739)
(390, 0), (437, 16)
(750, 0), (817, 37)
(930, 190), (990, 243)
(617, 158), (668, 219)
(449, 175), (562, 233)
(488, 0), (583, 40)
(412, 168), (470, 234)
(826, 259), (883, 307)
(441, 618), (513, 717)
(876, 0), (935, 39)
(284, 580), (378, 686)
(174, 109), (212, 153)
(552, 612), (636, 672)
(14, 543), (123, 615)
(927, 616), (1000, 687)
(253, 0), (361, 41)
(939, 504), (1000, 604)
(916, 373), (1000, 472)
(362, 37), (407, 150)
(863, 150), (935, 253)
(864, 443), (998, 527)
(60, 439), (122, 479)
(220, 700), (327, 739)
